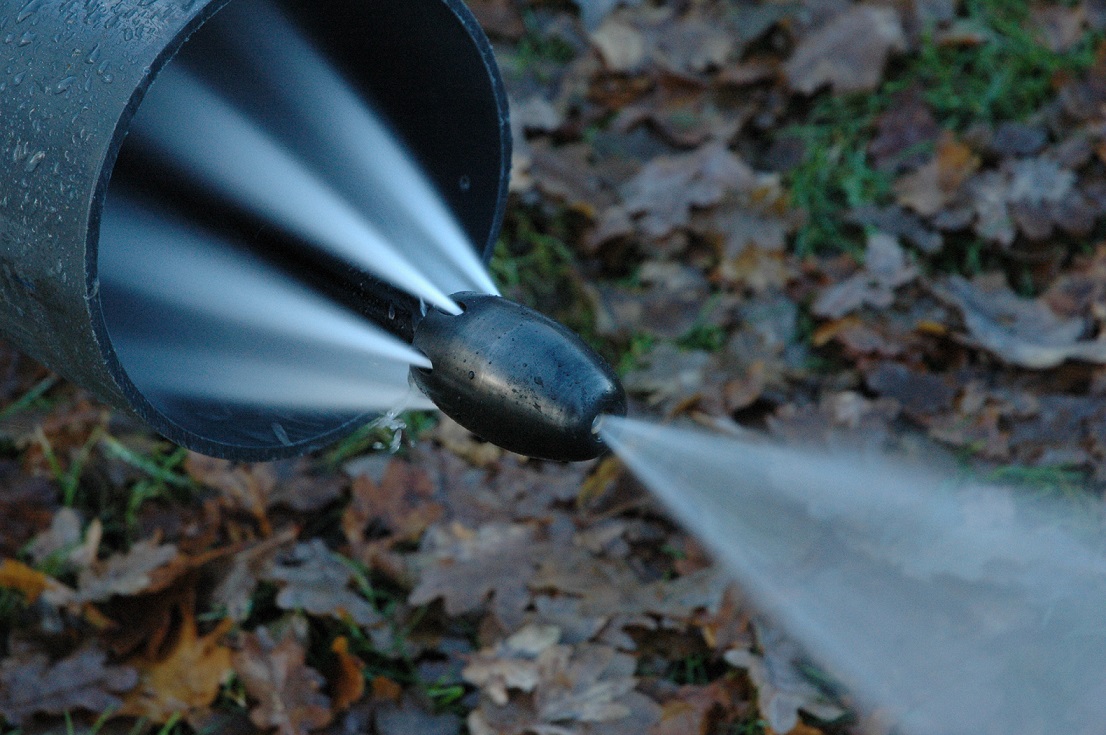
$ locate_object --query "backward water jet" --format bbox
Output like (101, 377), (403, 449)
(0, 0), (510, 459)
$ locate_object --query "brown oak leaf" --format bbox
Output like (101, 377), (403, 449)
(77, 538), (179, 602)
(621, 145), (760, 238)
(937, 274), (1106, 368)
(785, 6), (906, 94)
(0, 648), (138, 725)
(234, 628), (333, 735)
(263, 540), (385, 633)
(119, 606), (234, 723)
(409, 522), (545, 630)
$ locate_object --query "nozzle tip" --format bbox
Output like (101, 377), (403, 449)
(410, 292), (625, 461)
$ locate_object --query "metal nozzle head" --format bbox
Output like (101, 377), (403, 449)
(410, 292), (627, 461)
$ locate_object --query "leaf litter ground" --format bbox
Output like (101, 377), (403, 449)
(4, 0), (1106, 733)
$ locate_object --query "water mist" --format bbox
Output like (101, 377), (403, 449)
(600, 415), (1106, 735)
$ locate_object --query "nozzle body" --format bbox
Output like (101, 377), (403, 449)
(411, 293), (626, 461)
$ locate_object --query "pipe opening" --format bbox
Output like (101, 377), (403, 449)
(94, 0), (508, 458)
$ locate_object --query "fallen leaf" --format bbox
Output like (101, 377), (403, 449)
(0, 462), (56, 558)
(468, 642), (660, 735)
(813, 232), (917, 319)
(120, 606), (234, 723)
(592, 16), (649, 72)
(342, 459), (444, 554)
(575, 0), (639, 31)
(848, 205), (943, 254)
(25, 506), (86, 568)
(0, 558), (50, 602)
(264, 540), (384, 630)
(864, 361), (958, 418)
(268, 459), (346, 514)
(725, 623), (843, 733)
(463, 624), (562, 705)
(623, 343), (713, 408)
(785, 6), (907, 94)
(868, 89), (940, 172)
(649, 679), (745, 735)
(1032, 3), (1086, 52)
(77, 538), (179, 602)
(410, 522), (543, 630)
(467, 0), (525, 38)
(375, 701), (463, 735)
(0, 648), (138, 725)
(210, 527), (298, 622)
(621, 145), (760, 238)
(1008, 156), (1075, 204)
(893, 134), (979, 216)
(234, 628), (333, 735)
(329, 636), (366, 711)
(185, 453), (275, 529)
(937, 274), (1106, 368)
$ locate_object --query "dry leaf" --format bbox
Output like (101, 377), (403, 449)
(468, 643), (660, 735)
(0, 648), (138, 725)
(785, 6), (907, 94)
(893, 134), (979, 216)
(120, 607), (234, 723)
(650, 679), (744, 735)
(868, 90), (940, 172)
(342, 459), (444, 553)
(621, 145), (760, 238)
(592, 16), (648, 72)
(77, 538), (178, 602)
(185, 452), (274, 528)
(463, 624), (562, 705)
(264, 540), (384, 630)
(409, 522), (544, 629)
(329, 636), (366, 711)
(0, 464), (56, 559)
(937, 274), (1106, 368)
(234, 628), (333, 735)
(0, 558), (50, 603)
(812, 233), (918, 318)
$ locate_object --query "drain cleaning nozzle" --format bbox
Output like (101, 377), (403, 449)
(410, 292), (627, 462)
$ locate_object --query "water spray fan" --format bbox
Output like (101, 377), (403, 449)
(0, 0), (626, 461)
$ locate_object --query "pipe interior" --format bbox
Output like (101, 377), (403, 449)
(97, 0), (504, 454)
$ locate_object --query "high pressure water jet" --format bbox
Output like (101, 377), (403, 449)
(0, 0), (625, 461)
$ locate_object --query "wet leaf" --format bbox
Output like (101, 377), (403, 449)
(725, 623), (843, 733)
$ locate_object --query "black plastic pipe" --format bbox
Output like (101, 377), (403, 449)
(0, 0), (511, 459)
